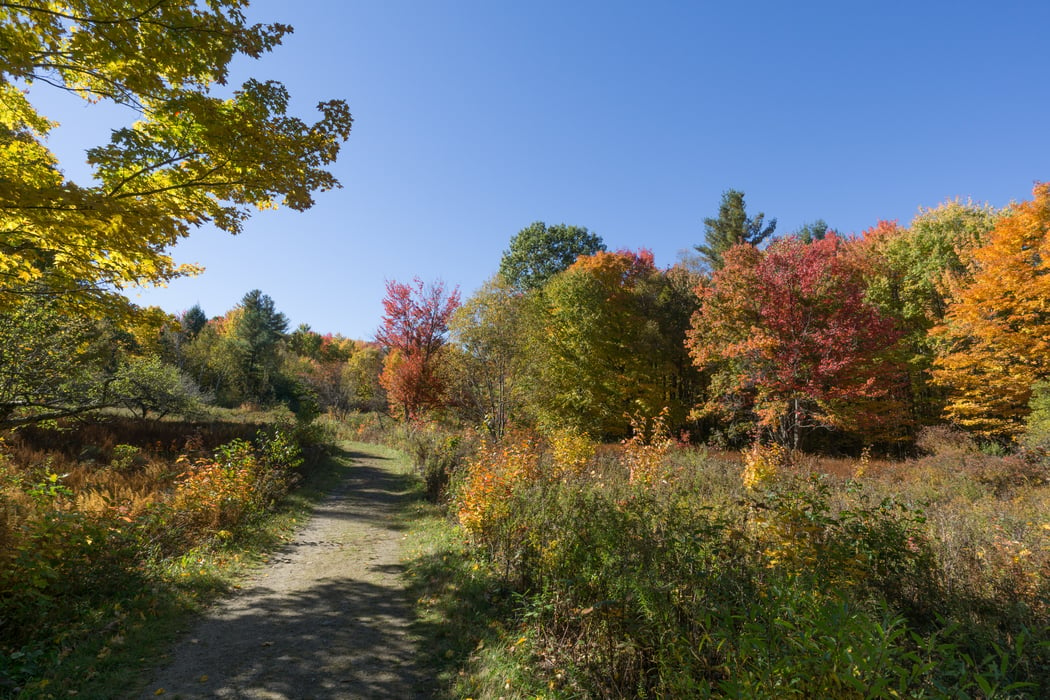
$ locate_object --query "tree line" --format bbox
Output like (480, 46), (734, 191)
(379, 186), (1050, 453)
(1, 4), (1045, 452)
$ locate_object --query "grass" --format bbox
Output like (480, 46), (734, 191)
(400, 483), (537, 698)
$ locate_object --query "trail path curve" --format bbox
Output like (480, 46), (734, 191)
(136, 445), (429, 699)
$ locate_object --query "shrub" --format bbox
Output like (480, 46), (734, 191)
(448, 436), (1049, 696)
(401, 421), (476, 502)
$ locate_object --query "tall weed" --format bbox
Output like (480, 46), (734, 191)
(449, 436), (1050, 696)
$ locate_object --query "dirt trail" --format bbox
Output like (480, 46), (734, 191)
(135, 445), (429, 699)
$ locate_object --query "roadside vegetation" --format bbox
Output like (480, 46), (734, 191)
(0, 410), (343, 698)
(391, 421), (1049, 698)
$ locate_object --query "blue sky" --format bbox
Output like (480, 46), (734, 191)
(33, 0), (1050, 340)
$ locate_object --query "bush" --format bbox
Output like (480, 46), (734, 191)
(0, 416), (313, 688)
(449, 438), (1050, 696)
(401, 422), (477, 502)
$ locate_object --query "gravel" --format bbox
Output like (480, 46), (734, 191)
(135, 446), (429, 699)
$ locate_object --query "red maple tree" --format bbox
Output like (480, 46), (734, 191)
(375, 277), (460, 419)
(687, 235), (906, 447)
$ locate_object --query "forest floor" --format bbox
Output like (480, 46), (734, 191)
(134, 443), (431, 700)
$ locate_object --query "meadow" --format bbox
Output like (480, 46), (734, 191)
(388, 419), (1050, 699)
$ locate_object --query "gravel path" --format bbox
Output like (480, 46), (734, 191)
(136, 446), (428, 699)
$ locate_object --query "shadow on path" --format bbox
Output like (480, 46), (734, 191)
(135, 446), (431, 699)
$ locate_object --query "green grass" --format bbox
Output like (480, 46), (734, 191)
(400, 492), (540, 698)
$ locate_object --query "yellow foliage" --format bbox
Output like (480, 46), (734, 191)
(742, 442), (787, 490)
(456, 435), (543, 541)
(623, 408), (676, 485)
(934, 182), (1050, 437)
(549, 429), (596, 479)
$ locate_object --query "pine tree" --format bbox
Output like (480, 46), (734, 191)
(694, 189), (777, 271)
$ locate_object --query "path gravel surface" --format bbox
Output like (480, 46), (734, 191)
(135, 446), (429, 699)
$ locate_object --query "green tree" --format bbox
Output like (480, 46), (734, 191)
(0, 1), (352, 315)
(860, 201), (999, 427)
(229, 289), (289, 403)
(112, 354), (205, 420)
(795, 219), (830, 244)
(448, 276), (529, 438)
(288, 323), (323, 359)
(0, 296), (121, 427)
(524, 250), (699, 439)
(498, 222), (605, 292)
(159, 303), (207, 369)
(694, 189), (777, 271)
(1025, 381), (1050, 449)
(180, 305), (208, 339)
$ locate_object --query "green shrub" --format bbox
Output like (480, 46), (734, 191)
(449, 440), (1050, 696)
(402, 422), (475, 502)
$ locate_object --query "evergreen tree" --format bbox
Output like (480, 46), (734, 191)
(795, 219), (830, 244)
(180, 305), (208, 339)
(231, 290), (289, 403)
(695, 189), (777, 271)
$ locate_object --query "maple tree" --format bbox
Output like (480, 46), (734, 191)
(858, 202), (999, 427)
(933, 183), (1050, 438)
(687, 235), (906, 448)
(524, 249), (699, 438)
(375, 277), (460, 419)
(0, 1), (352, 314)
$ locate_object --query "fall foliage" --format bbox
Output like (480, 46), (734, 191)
(0, 1), (352, 315)
(375, 278), (460, 419)
(688, 235), (907, 448)
(933, 182), (1050, 437)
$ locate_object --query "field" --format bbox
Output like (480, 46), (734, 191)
(395, 421), (1050, 698)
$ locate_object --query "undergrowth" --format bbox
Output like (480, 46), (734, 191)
(401, 422), (1050, 698)
(0, 413), (339, 698)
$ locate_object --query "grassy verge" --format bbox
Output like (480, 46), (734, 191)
(400, 487), (538, 698)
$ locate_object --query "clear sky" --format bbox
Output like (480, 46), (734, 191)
(32, 0), (1050, 340)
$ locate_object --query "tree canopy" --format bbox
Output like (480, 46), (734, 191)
(498, 222), (605, 292)
(688, 235), (905, 448)
(933, 183), (1050, 438)
(0, 1), (352, 314)
(376, 277), (460, 419)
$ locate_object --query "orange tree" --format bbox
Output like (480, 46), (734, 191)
(933, 183), (1050, 438)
